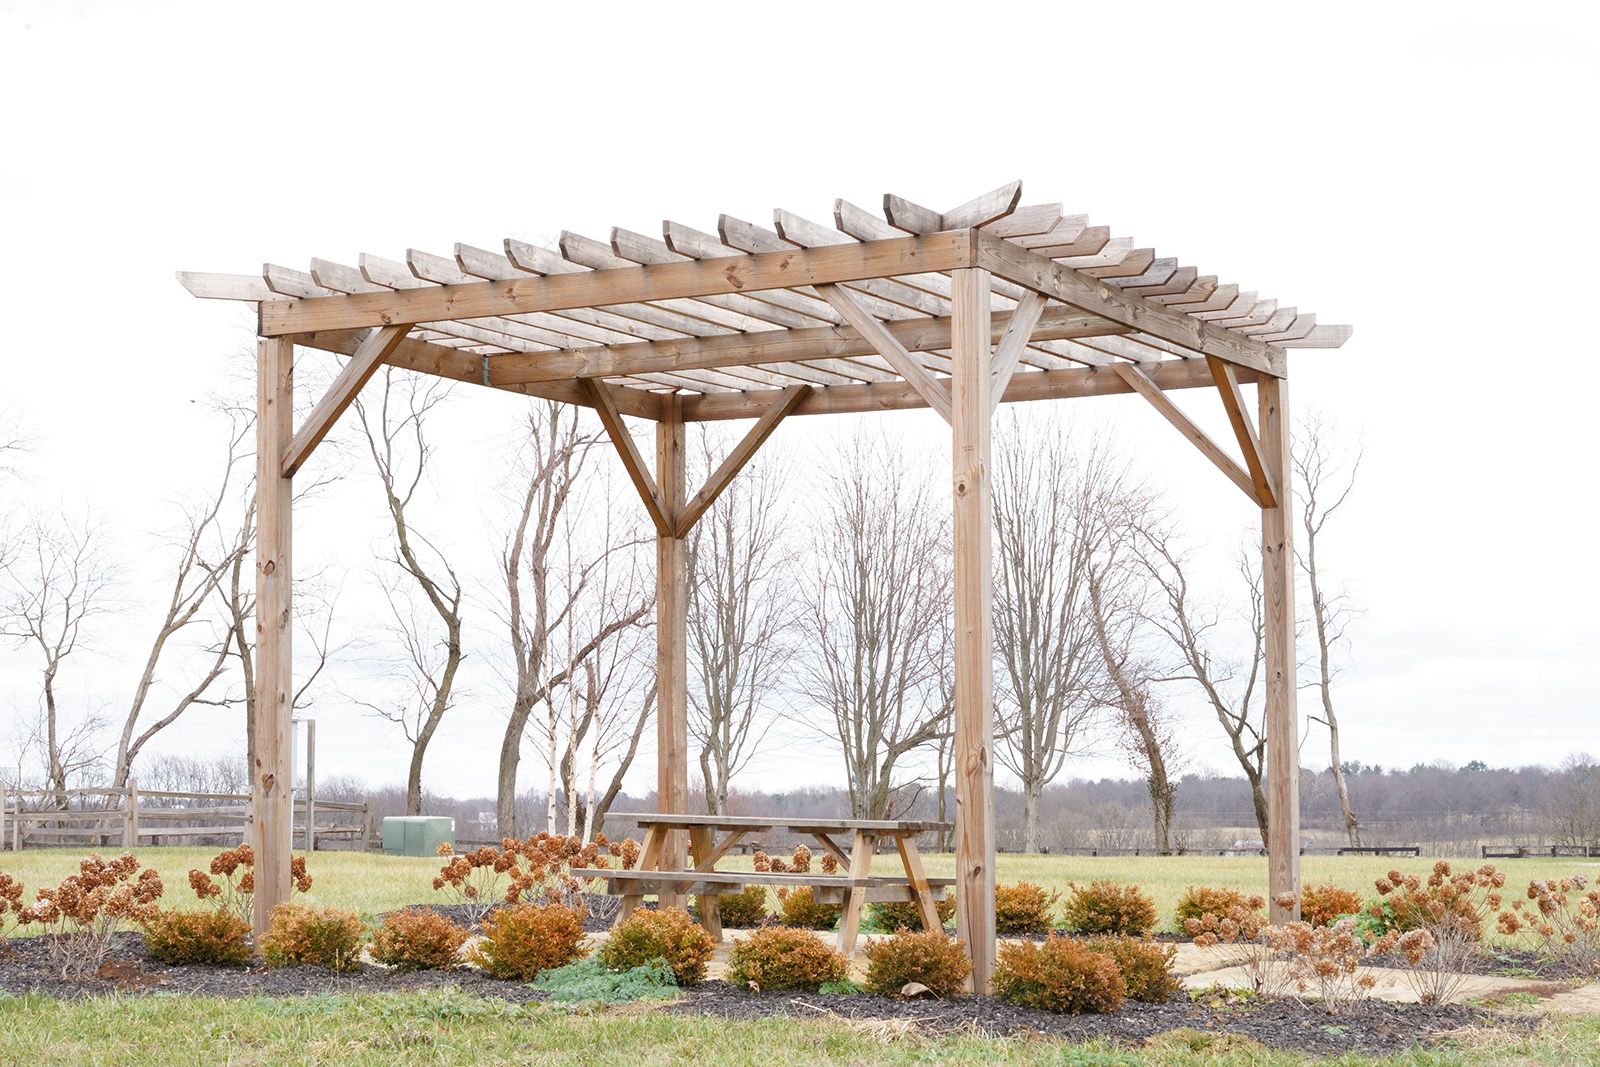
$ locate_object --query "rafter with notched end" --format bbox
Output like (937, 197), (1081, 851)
(882, 180), (1023, 233)
(282, 325), (409, 477)
(1112, 362), (1262, 505)
(675, 385), (809, 537)
(582, 378), (673, 536)
(816, 284), (954, 424)
(1206, 356), (1278, 508)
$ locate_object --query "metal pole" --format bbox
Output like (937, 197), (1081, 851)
(304, 720), (316, 852)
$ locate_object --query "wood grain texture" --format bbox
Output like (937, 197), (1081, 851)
(1207, 355), (1278, 508)
(655, 399), (689, 905)
(281, 325), (407, 477)
(1112, 363), (1261, 504)
(950, 268), (997, 993)
(1260, 375), (1301, 924)
(583, 378), (672, 536)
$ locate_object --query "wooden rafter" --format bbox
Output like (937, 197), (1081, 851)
(1206, 355), (1278, 509)
(582, 378), (673, 536)
(281, 325), (408, 477)
(675, 385), (809, 537)
(1112, 363), (1262, 505)
(817, 284), (953, 424)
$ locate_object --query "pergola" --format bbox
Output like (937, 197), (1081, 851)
(180, 180), (1350, 991)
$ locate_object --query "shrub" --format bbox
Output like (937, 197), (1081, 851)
(695, 885), (768, 928)
(468, 903), (586, 981)
(1175, 886), (1262, 929)
(532, 957), (679, 1003)
(1499, 875), (1600, 978)
(753, 844), (836, 876)
(1266, 918), (1397, 1012)
(995, 881), (1059, 936)
(1300, 883), (1364, 928)
(862, 929), (971, 998)
(432, 843), (522, 924)
(186, 844), (311, 926)
(0, 873), (25, 955)
(871, 897), (955, 933)
(142, 908), (250, 967)
(1373, 862), (1504, 940)
(598, 907), (714, 985)
(1063, 881), (1157, 937)
(258, 903), (365, 972)
(776, 886), (842, 930)
(19, 852), (165, 979)
(370, 908), (469, 973)
(993, 935), (1125, 1014)
(1086, 936), (1179, 1002)
(726, 927), (850, 992)
(434, 833), (640, 923)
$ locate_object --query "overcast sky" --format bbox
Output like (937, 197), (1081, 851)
(1, 1), (1595, 802)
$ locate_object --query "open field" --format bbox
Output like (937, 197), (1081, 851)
(0, 989), (1597, 1067)
(4, 846), (1595, 935)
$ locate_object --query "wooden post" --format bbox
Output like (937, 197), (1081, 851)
(360, 798), (374, 853)
(123, 778), (140, 849)
(304, 719), (316, 852)
(951, 267), (997, 992)
(253, 335), (295, 937)
(1260, 375), (1301, 923)
(1, 782), (8, 852)
(656, 395), (689, 906)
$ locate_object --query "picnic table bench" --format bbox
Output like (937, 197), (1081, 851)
(574, 813), (954, 954)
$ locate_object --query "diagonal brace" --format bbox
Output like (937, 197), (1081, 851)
(989, 291), (1048, 414)
(1113, 363), (1264, 505)
(816, 284), (954, 424)
(675, 385), (809, 537)
(1206, 356), (1278, 508)
(582, 378), (674, 536)
(281, 324), (408, 477)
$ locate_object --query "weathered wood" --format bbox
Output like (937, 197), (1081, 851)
(582, 378), (672, 535)
(951, 268), (997, 993)
(837, 830), (877, 955)
(259, 233), (979, 336)
(816, 284), (953, 423)
(1112, 363), (1262, 505)
(988, 291), (1048, 415)
(281, 325), (408, 477)
(894, 834), (942, 933)
(974, 232), (1287, 378)
(688, 826), (722, 940)
(620, 823), (667, 922)
(656, 400), (689, 904)
(253, 336), (294, 938)
(675, 385), (808, 537)
(620, 813), (949, 834)
(123, 777), (140, 848)
(1207, 356), (1278, 509)
(1260, 375), (1301, 924)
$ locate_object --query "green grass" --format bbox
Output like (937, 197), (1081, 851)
(0, 989), (1597, 1066)
(4, 846), (1596, 936)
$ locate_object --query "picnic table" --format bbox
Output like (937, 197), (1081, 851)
(574, 813), (954, 954)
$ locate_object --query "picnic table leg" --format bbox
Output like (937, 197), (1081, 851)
(620, 824), (666, 924)
(688, 826), (722, 942)
(837, 830), (875, 956)
(894, 834), (942, 933)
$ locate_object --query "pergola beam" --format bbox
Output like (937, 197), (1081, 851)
(259, 232), (979, 337)
(1113, 363), (1262, 505)
(674, 385), (809, 537)
(281, 325), (408, 477)
(974, 232), (1289, 378)
(816, 284), (953, 423)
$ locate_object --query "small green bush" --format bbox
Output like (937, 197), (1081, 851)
(870, 897), (956, 932)
(532, 957), (679, 1003)
(142, 908), (251, 967)
(726, 927), (850, 992)
(993, 935), (1126, 1014)
(776, 886), (842, 930)
(1085, 935), (1179, 1002)
(1062, 881), (1158, 937)
(370, 908), (469, 972)
(258, 904), (364, 972)
(862, 929), (972, 997)
(995, 881), (1059, 936)
(597, 907), (713, 985)
(468, 903), (586, 981)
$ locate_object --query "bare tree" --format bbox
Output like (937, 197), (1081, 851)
(353, 370), (464, 815)
(686, 436), (794, 815)
(1137, 529), (1270, 846)
(992, 420), (1120, 851)
(1294, 412), (1363, 845)
(495, 401), (651, 837)
(799, 435), (949, 820)
(0, 514), (112, 801)
(1543, 753), (1600, 847)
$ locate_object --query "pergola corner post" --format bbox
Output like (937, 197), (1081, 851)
(252, 335), (295, 936)
(1259, 374), (1301, 924)
(950, 267), (997, 992)
(655, 394), (689, 908)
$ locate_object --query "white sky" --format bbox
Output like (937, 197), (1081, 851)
(1, 0), (1596, 800)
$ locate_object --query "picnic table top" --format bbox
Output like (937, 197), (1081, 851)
(614, 812), (951, 834)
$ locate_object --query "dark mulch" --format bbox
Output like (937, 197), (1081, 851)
(1365, 945), (1595, 982)
(0, 933), (549, 1005)
(670, 982), (1529, 1057)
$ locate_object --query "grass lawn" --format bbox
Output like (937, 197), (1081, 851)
(4, 846), (1597, 933)
(1, 989), (1599, 1067)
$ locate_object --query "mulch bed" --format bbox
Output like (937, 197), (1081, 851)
(1365, 945), (1594, 982)
(0, 930), (1546, 1058)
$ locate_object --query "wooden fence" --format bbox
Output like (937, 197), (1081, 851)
(0, 780), (373, 852)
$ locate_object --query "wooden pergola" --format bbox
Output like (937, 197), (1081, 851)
(180, 180), (1350, 991)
